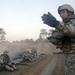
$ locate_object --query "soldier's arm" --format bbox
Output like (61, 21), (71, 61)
(56, 21), (75, 37)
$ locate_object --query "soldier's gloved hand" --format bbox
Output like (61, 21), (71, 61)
(41, 12), (59, 27)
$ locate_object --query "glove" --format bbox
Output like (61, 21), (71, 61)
(41, 12), (59, 27)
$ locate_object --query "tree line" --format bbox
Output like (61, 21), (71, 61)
(0, 28), (54, 43)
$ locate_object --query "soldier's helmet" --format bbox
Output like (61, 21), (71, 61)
(58, 4), (74, 14)
(4, 50), (8, 54)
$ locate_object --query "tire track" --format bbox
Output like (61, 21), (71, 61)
(39, 55), (58, 75)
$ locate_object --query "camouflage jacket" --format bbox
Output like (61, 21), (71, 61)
(49, 14), (75, 51)
(1, 54), (10, 64)
(56, 14), (75, 37)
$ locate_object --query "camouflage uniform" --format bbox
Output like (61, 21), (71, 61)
(49, 14), (75, 75)
(1, 51), (17, 71)
(42, 4), (75, 75)
(64, 52), (75, 75)
(1, 53), (10, 64)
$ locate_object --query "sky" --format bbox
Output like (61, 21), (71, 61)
(0, 0), (75, 42)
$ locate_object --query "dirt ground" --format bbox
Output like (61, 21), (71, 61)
(53, 54), (65, 75)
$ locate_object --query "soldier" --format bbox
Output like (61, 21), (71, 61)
(1, 51), (17, 71)
(41, 4), (75, 75)
(31, 48), (37, 58)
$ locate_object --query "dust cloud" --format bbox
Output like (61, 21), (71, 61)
(0, 40), (58, 60)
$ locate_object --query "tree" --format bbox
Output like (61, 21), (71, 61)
(39, 29), (47, 39)
(0, 28), (6, 42)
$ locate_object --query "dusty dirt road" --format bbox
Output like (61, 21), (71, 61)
(53, 54), (65, 75)
(0, 54), (65, 75)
